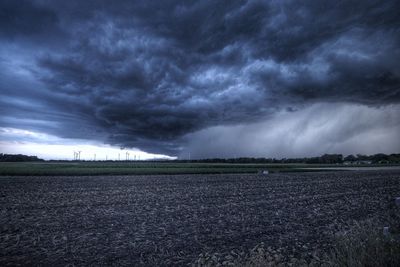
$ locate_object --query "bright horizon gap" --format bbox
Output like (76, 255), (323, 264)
(0, 128), (175, 161)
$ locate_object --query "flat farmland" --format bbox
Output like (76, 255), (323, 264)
(1, 170), (400, 266)
(0, 162), (321, 176)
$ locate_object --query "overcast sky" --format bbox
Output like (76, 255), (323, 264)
(0, 0), (399, 159)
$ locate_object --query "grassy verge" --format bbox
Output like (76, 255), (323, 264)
(322, 220), (400, 267)
(0, 162), (326, 176)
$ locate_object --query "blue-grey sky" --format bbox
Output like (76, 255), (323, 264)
(0, 0), (399, 159)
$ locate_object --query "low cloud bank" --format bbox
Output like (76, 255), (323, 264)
(181, 103), (400, 159)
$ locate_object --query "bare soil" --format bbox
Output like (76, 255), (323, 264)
(1, 170), (399, 266)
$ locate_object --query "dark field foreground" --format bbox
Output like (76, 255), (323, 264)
(1, 171), (400, 266)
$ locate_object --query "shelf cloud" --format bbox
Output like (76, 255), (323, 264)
(1, 0), (399, 157)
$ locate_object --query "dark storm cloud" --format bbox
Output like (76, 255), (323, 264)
(0, 0), (61, 41)
(1, 0), (400, 155)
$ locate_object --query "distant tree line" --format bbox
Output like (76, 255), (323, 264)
(1, 153), (400, 164)
(177, 153), (400, 164)
(0, 154), (44, 162)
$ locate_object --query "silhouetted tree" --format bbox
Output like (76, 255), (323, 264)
(0, 154), (44, 162)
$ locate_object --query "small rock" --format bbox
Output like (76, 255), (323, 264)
(395, 197), (400, 207)
(383, 226), (390, 236)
